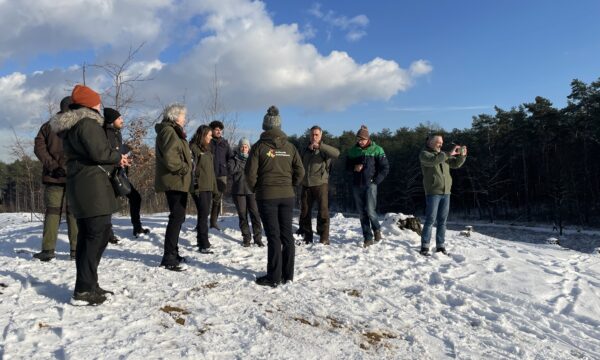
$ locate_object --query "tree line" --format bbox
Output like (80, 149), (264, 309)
(2, 77), (599, 229)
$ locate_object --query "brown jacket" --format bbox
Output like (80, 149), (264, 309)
(34, 118), (67, 185)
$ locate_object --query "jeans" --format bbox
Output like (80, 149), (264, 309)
(420, 194), (450, 249)
(352, 184), (380, 241)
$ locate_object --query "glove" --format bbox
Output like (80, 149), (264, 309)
(53, 168), (67, 178)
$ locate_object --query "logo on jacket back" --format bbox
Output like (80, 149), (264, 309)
(266, 149), (290, 158)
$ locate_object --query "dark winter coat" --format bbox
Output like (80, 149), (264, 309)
(104, 124), (125, 154)
(346, 141), (390, 187)
(210, 137), (233, 177)
(190, 143), (218, 194)
(245, 128), (305, 200)
(301, 142), (340, 187)
(228, 152), (252, 195)
(49, 107), (121, 218)
(34, 119), (67, 185)
(154, 121), (192, 193)
(420, 147), (466, 195)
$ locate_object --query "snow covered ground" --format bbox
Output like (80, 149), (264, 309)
(1, 211), (599, 359)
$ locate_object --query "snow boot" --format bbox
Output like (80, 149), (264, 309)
(435, 247), (449, 255)
(374, 230), (382, 242)
(419, 247), (431, 256)
(133, 227), (150, 237)
(108, 235), (120, 244)
(72, 291), (107, 305)
(363, 239), (375, 248)
(255, 275), (278, 288)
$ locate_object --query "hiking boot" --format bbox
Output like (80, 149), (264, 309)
(72, 291), (107, 305)
(133, 227), (150, 237)
(108, 235), (120, 244)
(96, 285), (114, 295)
(162, 264), (186, 272)
(254, 237), (265, 247)
(304, 233), (313, 245)
(363, 239), (375, 248)
(435, 247), (449, 255)
(70, 250), (76, 261)
(319, 234), (330, 245)
(374, 230), (382, 242)
(176, 255), (187, 264)
(210, 223), (222, 231)
(419, 247), (431, 256)
(199, 247), (214, 254)
(33, 250), (55, 262)
(242, 240), (251, 247)
(255, 275), (278, 288)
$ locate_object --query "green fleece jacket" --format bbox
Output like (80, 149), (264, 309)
(301, 142), (340, 187)
(419, 147), (466, 195)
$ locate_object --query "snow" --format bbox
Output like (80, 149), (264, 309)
(1, 212), (599, 359)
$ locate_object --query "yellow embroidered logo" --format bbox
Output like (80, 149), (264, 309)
(266, 149), (275, 158)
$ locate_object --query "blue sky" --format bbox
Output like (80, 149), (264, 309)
(0, 0), (599, 160)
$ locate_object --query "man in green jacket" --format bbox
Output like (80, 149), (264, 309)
(245, 106), (305, 287)
(298, 125), (340, 245)
(419, 134), (467, 256)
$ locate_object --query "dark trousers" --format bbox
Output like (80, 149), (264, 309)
(210, 176), (228, 225)
(127, 184), (142, 230)
(193, 191), (212, 249)
(74, 214), (111, 293)
(233, 194), (262, 242)
(258, 197), (295, 283)
(299, 184), (330, 241)
(162, 191), (188, 266)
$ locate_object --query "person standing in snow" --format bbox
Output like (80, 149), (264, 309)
(245, 106), (305, 287)
(190, 124), (217, 254)
(208, 120), (233, 230)
(50, 84), (128, 305)
(297, 125), (340, 245)
(346, 125), (389, 247)
(103, 108), (150, 241)
(228, 138), (263, 247)
(33, 96), (78, 262)
(419, 134), (467, 256)
(154, 103), (192, 271)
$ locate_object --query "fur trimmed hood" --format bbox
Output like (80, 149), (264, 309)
(49, 107), (103, 134)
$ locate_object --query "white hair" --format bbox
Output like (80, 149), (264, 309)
(163, 103), (186, 122)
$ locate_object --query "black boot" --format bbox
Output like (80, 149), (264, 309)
(255, 275), (278, 288)
(133, 227), (150, 237)
(72, 291), (107, 305)
(108, 235), (120, 244)
(33, 250), (55, 262)
(419, 247), (431, 256)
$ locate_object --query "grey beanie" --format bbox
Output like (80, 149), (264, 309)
(262, 105), (281, 130)
(238, 137), (250, 149)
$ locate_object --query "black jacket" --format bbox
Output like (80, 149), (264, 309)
(210, 137), (233, 177)
(228, 152), (252, 195)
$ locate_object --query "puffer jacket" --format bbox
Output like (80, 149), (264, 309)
(346, 141), (390, 187)
(154, 121), (192, 193)
(420, 147), (466, 195)
(49, 107), (121, 218)
(245, 128), (305, 200)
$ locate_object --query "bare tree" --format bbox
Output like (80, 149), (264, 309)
(9, 128), (42, 221)
(201, 66), (240, 145)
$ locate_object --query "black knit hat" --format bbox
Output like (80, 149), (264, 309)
(103, 108), (121, 124)
(209, 120), (224, 130)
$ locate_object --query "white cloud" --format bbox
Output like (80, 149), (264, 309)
(308, 3), (369, 42)
(0, 0), (432, 130)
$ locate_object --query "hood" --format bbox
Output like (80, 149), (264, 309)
(49, 107), (103, 134)
(259, 128), (288, 149)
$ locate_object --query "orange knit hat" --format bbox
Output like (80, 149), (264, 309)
(71, 84), (101, 108)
